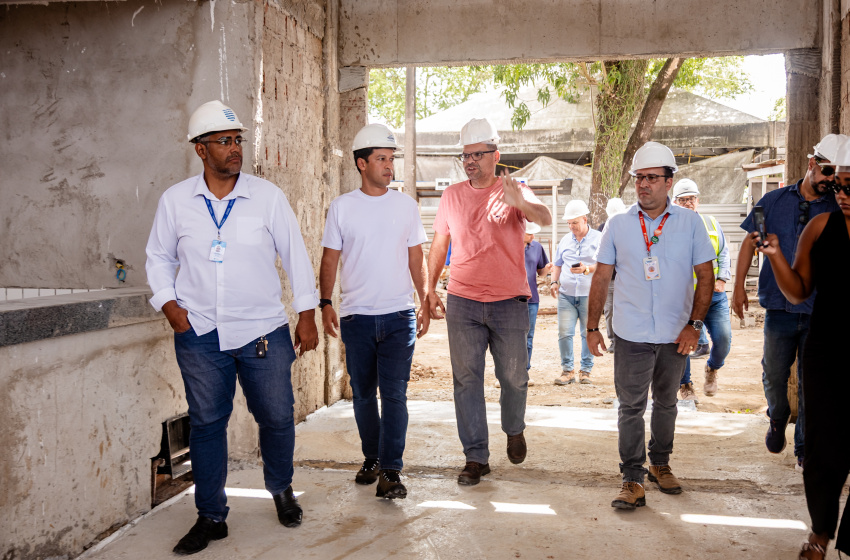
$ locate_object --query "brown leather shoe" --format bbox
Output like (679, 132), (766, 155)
(579, 370), (592, 384)
(457, 462), (491, 486)
(678, 382), (699, 403)
(647, 464), (683, 494)
(611, 481), (646, 510)
(554, 371), (576, 385)
(704, 365), (719, 396)
(506, 431), (527, 464)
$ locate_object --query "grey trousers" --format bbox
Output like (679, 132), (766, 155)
(614, 337), (687, 482)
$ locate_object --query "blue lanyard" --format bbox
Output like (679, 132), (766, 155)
(204, 197), (235, 239)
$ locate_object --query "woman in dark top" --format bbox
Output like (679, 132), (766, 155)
(758, 170), (850, 560)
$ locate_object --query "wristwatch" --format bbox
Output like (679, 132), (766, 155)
(582, 266), (590, 276)
(550, 281), (560, 286)
(319, 298), (333, 309)
(687, 319), (704, 332)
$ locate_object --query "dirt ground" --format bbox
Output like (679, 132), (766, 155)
(410, 291), (768, 415)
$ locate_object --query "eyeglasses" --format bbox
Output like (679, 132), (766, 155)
(814, 159), (835, 177)
(828, 183), (850, 196)
(459, 150), (496, 162)
(633, 174), (669, 184)
(200, 136), (244, 147)
(676, 196), (697, 204)
(798, 201), (810, 225)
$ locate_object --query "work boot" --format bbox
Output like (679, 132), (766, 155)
(678, 383), (699, 403)
(690, 343), (709, 359)
(611, 481), (646, 510)
(554, 371), (576, 385)
(375, 470), (407, 499)
(355, 457), (380, 485)
(173, 516), (228, 555)
(457, 462), (490, 486)
(272, 486), (303, 528)
(506, 431), (527, 464)
(765, 415), (789, 454)
(647, 464), (683, 494)
(579, 370), (592, 384)
(704, 365), (719, 396)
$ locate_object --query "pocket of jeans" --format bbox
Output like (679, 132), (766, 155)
(513, 296), (529, 303)
(396, 309), (415, 319)
(174, 325), (194, 336)
(340, 315), (355, 322)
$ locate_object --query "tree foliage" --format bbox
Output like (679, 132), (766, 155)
(368, 66), (494, 128)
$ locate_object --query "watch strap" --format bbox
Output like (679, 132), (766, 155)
(319, 298), (333, 309)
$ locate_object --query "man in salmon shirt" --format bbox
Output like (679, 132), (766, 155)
(425, 118), (553, 485)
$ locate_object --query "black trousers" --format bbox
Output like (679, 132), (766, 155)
(803, 341), (850, 553)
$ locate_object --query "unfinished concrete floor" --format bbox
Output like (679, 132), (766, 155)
(80, 400), (840, 559)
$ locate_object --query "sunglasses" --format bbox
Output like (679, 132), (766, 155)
(814, 159), (836, 177)
(799, 201), (810, 225)
(828, 183), (850, 196)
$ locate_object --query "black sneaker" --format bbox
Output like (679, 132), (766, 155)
(173, 516), (228, 555)
(355, 458), (380, 485)
(690, 343), (710, 359)
(765, 416), (789, 454)
(376, 469), (407, 499)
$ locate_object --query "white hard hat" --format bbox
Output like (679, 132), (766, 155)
(673, 179), (700, 199)
(525, 222), (541, 235)
(563, 199), (590, 220)
(352, 123), (398, 152)
(629, 141), (678, 175)
(458, 118), (500, 147)
(809, 133), (845, 162)
(832, 136), (850, 172)
(605, 197), (627, 218)
(187, 100), (247, 142)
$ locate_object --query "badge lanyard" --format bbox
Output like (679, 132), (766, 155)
(638, 211), (670, 255)
(204, 197), (235, 240)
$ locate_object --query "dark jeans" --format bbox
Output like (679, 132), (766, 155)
(174, 324), (297, 522)
(446, 294), (529, 464)
(762, 309), (808, 458)
(340, 309), (417, 471)
(527, 302), (539, 370)
(614, 337), (687, 483)
(681, 290), (733, 384)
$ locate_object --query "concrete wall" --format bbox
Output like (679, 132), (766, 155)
(339, 0), (818, 68)
(0, 289), (261, 559)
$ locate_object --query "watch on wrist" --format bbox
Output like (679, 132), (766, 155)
(587, 327), (600, 333)
(550, 281), (560, 286)
(319, 298), (333, 309)
(582, 266), (589, 276)
(687, 319), (704, 332)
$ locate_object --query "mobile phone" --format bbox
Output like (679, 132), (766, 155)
(753, 206), (766, 247)
(571, 262), (581, 268)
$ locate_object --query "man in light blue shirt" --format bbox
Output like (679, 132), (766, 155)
(549, 199), (601, 385)
(586, 142), (715, 511)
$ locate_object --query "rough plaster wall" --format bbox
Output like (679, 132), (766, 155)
(258, 0), (330, 421)
(843, 16), (850, 133)
(786, 49), (822, 182)
(0, 321), (185, 559)
(0, 0), (255, 291)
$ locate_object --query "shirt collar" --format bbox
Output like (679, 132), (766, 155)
(192, 172), (252, 201)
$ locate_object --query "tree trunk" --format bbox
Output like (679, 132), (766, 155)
(617, 57), (685, 197)
(588, 60), (649, 226)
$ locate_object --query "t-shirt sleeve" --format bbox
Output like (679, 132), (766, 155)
(407, 199), (428, 247)
(433, 192), (451, 236)
(537, 245), (549, 269)
(553, 238), (565, 267)
(321, 200), (343, 250)
(740, 193), (770, 233)
(595, 219), (616, 265)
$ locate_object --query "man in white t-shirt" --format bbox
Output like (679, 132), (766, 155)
(319, 123), (429, 500)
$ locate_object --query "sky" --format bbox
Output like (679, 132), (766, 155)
(695, 54), (786, 121)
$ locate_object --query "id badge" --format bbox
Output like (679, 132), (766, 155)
(643, 256), (660, 281)
(209, 240), (227, 262)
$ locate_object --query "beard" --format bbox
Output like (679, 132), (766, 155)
(812, 177), (835, 196)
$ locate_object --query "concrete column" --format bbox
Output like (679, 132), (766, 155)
(339, 69), (369, 195)
(785, 49), (821, 181)
(404, 66), (418, 200)
(820, 0), (841, 136)
(841, 7), (850, 133)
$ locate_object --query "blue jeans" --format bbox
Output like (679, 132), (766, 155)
(557, 293), (593, 372)
(681, 290), (733, 384)
(446, 294), (529, 464)
(340, 309), (417, 471)
(762, 309), (809, 458)
(527, 302), (539, 370)
(174, 324), (297, 522)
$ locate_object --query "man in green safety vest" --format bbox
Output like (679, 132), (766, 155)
(672, 179), (732, 401)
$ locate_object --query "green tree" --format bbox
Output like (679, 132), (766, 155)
(768, 97), (787, 121)
(493, 57), (754, 223)
(368, 66), (495, 129)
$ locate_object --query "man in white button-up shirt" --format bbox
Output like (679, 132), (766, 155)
(145, 100), (319, 555)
